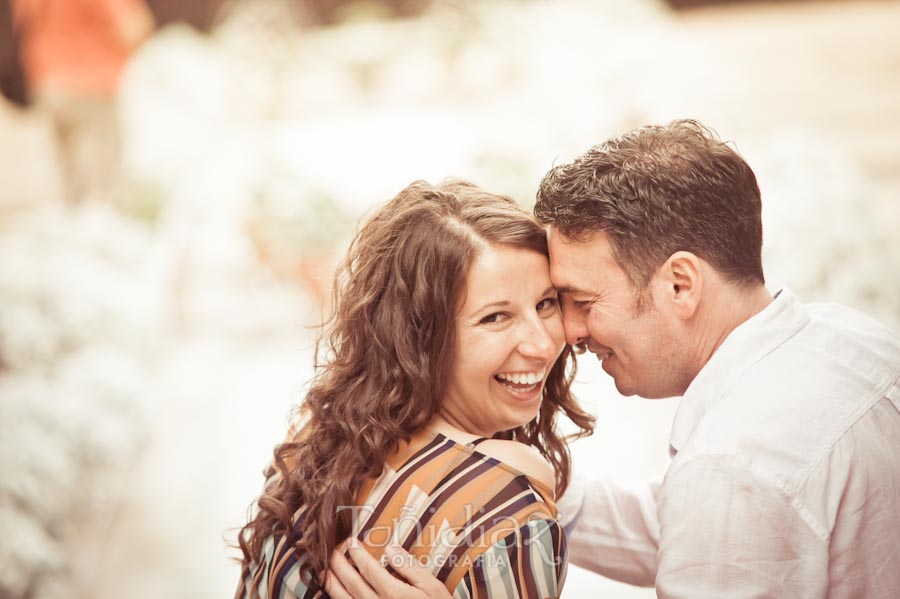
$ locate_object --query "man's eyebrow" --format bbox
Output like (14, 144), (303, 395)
(555, 285), (587, 295)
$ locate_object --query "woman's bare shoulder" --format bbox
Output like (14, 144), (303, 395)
(474, 439), (555, 492)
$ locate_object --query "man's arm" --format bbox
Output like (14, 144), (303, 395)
(325, 540), (451, 599)
(656, 455), (828, 598)
(326, 474), (664, 597)
(558, 474), (661, 586)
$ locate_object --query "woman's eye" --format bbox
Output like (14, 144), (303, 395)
(480, 312), (509, 325)
(537, 297), (559, 311)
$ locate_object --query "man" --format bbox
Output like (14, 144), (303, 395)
(327, 120), (900, 598)
(11, 0), (155, 203)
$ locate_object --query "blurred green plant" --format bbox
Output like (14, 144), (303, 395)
(245, 165), (353, 304)
(113, 177), (168, 225)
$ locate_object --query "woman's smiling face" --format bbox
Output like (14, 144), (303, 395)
(440, 243), (565, 437)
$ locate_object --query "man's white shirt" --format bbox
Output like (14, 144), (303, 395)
(558, 289), (900, 598)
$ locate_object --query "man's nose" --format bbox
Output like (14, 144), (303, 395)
(561, 304), (588, 346)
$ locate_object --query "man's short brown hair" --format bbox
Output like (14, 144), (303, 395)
(535, 119), (765, 291)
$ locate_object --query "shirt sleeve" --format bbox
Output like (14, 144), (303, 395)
(453, 518), (567, 599)
(556, 474), (660, 587)
(657, 455), (829, 599)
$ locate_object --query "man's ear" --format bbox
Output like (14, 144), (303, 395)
(659, 251), (703, 319)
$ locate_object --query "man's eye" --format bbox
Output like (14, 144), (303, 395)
(573, 299), (591, 309)
(480, 312), (509, 325)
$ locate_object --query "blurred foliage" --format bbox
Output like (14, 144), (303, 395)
(307, 0), (434, 24)
(114, 177), (168, 224)
(153, 0), (443, 31)
(147, 0), (225, 31)
(0, 206), (160, 597)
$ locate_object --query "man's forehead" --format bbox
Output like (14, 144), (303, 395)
(547, 228), (612, 258)
(546, 225), (606, 244)
(547, 230), (621, 294)
(548, 258), (594, 295)
(547, 233), (603, 272)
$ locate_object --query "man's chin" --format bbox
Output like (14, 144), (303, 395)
(611, 376), (668, 400)
(612, 379), (640, 398)
(607, 369), (634, 396)
(602, 358), (669, 399)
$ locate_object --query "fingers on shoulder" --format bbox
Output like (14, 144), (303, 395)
(474, 439), (555, 491)
(383, 546), (450, 595)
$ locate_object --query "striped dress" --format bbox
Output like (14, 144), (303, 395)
(236, 429), (568, 599)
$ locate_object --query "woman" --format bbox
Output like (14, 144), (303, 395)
(235, 180), (594, 598)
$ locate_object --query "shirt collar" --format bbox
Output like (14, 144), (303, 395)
(669, 288), (810, 455)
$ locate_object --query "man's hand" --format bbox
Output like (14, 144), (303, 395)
(324, 539), (452, 599)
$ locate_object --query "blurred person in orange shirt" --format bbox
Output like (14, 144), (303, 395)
(11, 0), (154, 203)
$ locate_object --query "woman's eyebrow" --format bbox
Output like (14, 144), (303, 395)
(471, 286), (557, 315)
(472, 300), (511, 313)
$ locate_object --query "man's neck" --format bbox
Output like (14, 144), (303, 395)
(693, 283), (772, 378)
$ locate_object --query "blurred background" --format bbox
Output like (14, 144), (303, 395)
(1, 0), (898, 597)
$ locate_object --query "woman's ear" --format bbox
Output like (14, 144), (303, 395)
(659, 251), (703, 320)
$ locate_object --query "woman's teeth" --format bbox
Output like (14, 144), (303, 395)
(495, 371), (543, 386)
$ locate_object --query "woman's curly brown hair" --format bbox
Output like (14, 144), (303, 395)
(236, 180), (594, 591)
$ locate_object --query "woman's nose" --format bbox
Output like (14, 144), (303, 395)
(519, 318), (560, 359)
